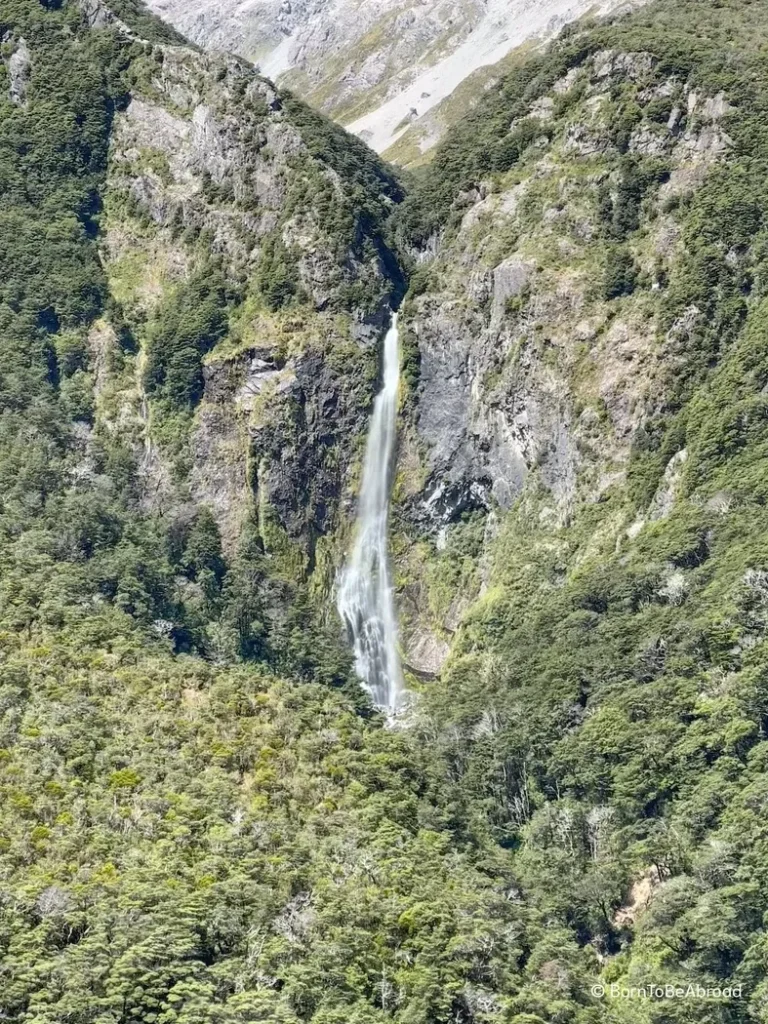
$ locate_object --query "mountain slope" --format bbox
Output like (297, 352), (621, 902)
(389, 0), (768, 1015)
(0, 0), (406, 680)
(145, 0), (646, 157)
(0, 5), (533, 1021)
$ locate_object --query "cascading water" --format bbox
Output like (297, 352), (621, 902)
(337, 314), (403, 712)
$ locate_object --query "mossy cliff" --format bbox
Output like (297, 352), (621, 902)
(0, 0), (406, 675)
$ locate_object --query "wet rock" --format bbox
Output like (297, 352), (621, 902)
(249, 349), (370, 540)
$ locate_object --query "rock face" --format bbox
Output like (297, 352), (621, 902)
(411, 257), (538, 521)
(403, 47), (733, 519)
(108, 62), (295, 267)
(392, 43), (734, 668)
(2, 35), (31, 106)
(94, 13), (400, 574)
(74, 0), (738, 681)
(145, 0), (648, 158)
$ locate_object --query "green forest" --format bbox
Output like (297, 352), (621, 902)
(3, 0), (768, 1022)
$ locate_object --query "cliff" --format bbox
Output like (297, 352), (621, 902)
(393, 20), (740, 668)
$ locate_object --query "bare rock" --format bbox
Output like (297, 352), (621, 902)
(190, 401), (252, 553)
(701, 91), (732, 121)
(649, 449), (688, 521)
(87, 320), (121, 398)
(404, 628), (450, 677)
(79, 0), (133, 34)
(7, 36), (30, 106)
(491, 257), (533, 324)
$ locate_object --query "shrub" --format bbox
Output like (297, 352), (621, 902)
(603, 245), (638, 299)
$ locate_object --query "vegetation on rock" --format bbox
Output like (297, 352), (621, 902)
(391, 2), (768, 1022)
(5, 0), (768, 1022)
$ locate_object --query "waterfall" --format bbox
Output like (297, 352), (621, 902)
(337, 314), (403, 712)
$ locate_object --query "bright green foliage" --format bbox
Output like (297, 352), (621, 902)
(0, 627), (534, 1024)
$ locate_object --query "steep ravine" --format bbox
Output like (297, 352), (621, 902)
(77, 0), (716, 693)
(81, 0), (764, 711)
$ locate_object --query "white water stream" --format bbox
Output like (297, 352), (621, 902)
(337, 315), (403, 712)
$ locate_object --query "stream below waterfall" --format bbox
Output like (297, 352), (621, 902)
(337, 314), (403, 712)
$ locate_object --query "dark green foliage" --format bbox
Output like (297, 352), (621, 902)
(0, 309), (56, 409)
(626, 413), (687, 507)
(256, 233), (300, 311)
(281, 89), (404, 222)
(607, 98), (643, 153)
(59, 368), (95, 422)
(0, 0), (358, 687)
(183, 507), (226, 585)
(491, 117), (551, 174)
(0, 0), (135, 555)
(144, 268), (230, 407)
(658, 163), (760, 401)
(399, 320), (421, 392)
(645, 94), (675, 124)
(104, 0), (188, 43)
(0, 0), (133, 422)
(610, 157), (670, 239)
(603, 244), (638, 299)
(279, 92), (406, 308)
(219, 523), (268, 659)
